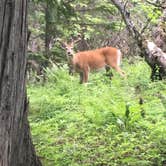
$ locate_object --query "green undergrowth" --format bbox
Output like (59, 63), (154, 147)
(28, 59), (166, 166)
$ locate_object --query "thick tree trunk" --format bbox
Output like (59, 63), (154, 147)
(0, 0), (42, 165)
(110, 0), (166, 80)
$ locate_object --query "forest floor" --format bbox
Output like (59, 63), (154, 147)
(28, 58), (166, 166)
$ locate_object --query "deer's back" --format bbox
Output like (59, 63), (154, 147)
(73, 47), (119, 70)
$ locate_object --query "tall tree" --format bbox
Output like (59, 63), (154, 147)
(110, 0), (166, 80)
(44, 0), (75, 61)
(0, 0), (42, 165)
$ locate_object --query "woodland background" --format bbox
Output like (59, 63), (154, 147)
(26, 0), (166, 165)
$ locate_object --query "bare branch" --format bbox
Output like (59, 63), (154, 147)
(110, 0), (166, 79)
(145, 0), (166, 9)
(140, 18), (152, 34)
(110, 0), (141, 40)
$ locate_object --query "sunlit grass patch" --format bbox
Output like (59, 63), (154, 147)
(28, 59), (166, 166)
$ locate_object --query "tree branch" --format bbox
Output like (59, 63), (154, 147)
(145, 0), (166, 9)
(110, 0), (141, 40)
(110, 0), (166, 80)
(140, 17), (152, 34)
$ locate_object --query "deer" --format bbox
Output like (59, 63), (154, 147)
(60, 37), (126, 83)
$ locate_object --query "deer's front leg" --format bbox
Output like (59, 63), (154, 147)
(83, 67), (89, 83)
(79, 67), (89, 84)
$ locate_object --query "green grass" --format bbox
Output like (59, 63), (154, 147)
(28, 59), (166, 166)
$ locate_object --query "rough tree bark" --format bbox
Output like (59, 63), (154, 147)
(152, 4), (166, 52)
(45, 1), (55, 64)
(45, 1), (51, 60)
(0, 0), (42, 165)
(110, 0), (166, 80)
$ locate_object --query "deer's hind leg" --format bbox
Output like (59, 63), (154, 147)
(105, 65), (113, 79)
(79, 72), (84, 84)
(106, 58), (125, 77)
(113, 66), (126, 77)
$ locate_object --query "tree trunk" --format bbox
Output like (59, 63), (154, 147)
(45, 1), (53, 64)
(0, 0), (42, 165)
(152, 5), (166, 52)
(110, 0), (166, 80)
(45, 2), (51, 60)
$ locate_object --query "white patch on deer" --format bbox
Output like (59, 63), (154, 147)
(117, 50), (122, 66)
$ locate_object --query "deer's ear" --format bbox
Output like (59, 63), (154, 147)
(56, 38), (67, 49)
(62, 42), (67, 48)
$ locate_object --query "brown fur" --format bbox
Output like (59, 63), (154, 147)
(70, 47), (125, 83)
